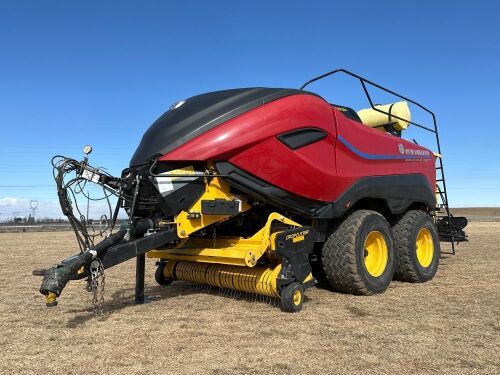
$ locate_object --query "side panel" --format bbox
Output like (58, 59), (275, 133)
(161, 95), (339, 202)
(160, 98), (436, 211)
(333, 108), (436, 203)
(130, 88), (309, 166)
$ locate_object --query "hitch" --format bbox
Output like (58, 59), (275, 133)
(37, 229), (178, 307)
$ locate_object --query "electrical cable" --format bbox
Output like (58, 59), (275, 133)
(51, 155), (128, 251)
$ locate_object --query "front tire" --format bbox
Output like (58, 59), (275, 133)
(392, 210), (440, 282)
(321, 210), (395, 295)
(281, 282), (304, 312)
(155, 262), (173, 286)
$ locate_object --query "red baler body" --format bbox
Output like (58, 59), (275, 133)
(159, 94), (435, 203)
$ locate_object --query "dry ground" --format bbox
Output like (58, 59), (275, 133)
(451, 208), (500, 222)
(0, 222), (499, 374)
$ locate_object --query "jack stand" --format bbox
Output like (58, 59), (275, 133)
(135, 254), (145, 304)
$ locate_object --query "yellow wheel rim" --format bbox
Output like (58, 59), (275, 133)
(363, 231), (388, 277)
(416, 228), (434, 267)
(293, 289), (302, 306)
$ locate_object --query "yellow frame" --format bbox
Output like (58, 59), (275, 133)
(147, 212), (301, 267)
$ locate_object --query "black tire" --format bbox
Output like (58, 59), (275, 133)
(310, 245), (329, 288)
(281, 282), (304, 312)
(392, 210), (440, 282)
(321, 210), (395, 295)
(155, 262), (173, 286)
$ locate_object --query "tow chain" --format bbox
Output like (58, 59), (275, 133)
(89, 259), (105, 315)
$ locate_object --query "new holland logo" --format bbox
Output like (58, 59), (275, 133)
(398, 143), (431, 158)
(398, 143), (405, 154)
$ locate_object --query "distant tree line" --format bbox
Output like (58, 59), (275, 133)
(1, 216), (69, 225)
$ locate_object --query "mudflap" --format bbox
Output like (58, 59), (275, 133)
(274, 226), (317, 293)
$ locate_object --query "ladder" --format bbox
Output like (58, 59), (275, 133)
(435, 156), (456, 255)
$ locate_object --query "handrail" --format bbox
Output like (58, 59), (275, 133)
(300, 68), (456, 253)
(300, 68), (437, 135)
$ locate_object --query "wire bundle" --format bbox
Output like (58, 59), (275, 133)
(51, 155), (123, 251)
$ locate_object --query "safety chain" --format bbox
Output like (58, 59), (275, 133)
(89, 259), (105, 315)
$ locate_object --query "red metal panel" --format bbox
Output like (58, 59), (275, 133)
(333, 108), (436, 199)
(160, 95), (436, 203)
(161, 95), (338, 201)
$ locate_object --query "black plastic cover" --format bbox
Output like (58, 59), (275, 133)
(150, 162), (206, 217)
(277, 128), (327, 150)
(215, 161), (330, 218)
(332, 104), (363, 123)
(201, 199), (240, 215)
(216, 162), (435, 219)
(130, 88), (316, 166)
(275, 226), (316, 288)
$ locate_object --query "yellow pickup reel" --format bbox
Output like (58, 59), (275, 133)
(147, 176), (316, 312)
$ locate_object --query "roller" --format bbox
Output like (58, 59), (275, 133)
(164, 261), (281, 297)
(357, 101), (411, 132)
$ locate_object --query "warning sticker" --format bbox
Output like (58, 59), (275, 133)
(154, 166), (197, 194)
(155, 176), (174, 193)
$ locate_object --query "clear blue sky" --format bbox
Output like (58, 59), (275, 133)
(1, 1), (499, 217)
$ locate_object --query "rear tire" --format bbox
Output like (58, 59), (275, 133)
(321, 210), (395, 295)
(392, 210), (440, 282)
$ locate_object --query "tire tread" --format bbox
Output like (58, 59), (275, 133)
(322, 210), (383, 295)
(392, 210), (439, 282)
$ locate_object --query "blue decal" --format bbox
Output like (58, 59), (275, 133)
(338, 135), (432, 160)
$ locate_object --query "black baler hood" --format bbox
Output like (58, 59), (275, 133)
(129, 87), (311, 166)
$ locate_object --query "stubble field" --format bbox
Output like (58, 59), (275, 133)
(0, 222), (498, 374)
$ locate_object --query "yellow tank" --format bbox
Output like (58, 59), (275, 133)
(357, 101), (411, 132)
